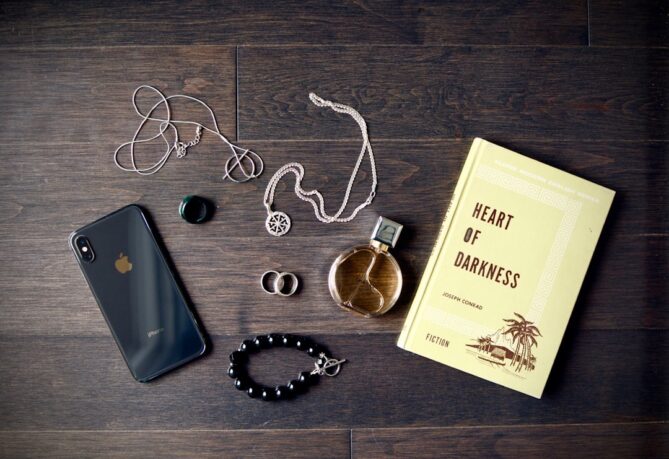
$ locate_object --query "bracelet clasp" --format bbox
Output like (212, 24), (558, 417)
(311, 352), (346, 377)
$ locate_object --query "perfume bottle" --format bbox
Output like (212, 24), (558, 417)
(328, 217), (403, 317)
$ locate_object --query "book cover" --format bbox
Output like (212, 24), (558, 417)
(397, 138), (614, 398)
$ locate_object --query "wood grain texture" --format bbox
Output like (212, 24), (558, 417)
(590, 0), (669, 46)
(352, 422), (669, 458)
(0, 331), (666, 430)
(0, 0), (588, 47)
(0, 429), (350, 459)
(0, 1), (667, 457)
(237, 46), (669, 142)
(0, 140), (666, 336)
(0, 47), (236, 144)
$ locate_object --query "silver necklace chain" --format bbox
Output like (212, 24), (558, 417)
(114, 85), (263, 183)
(263, 93), (377, 236)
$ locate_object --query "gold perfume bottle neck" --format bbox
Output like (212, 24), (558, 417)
(370, 240), (389, 252)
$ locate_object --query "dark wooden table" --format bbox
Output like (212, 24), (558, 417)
(1, 1), (667, 457)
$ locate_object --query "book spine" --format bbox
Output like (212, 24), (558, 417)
(397, 138), (485, 349)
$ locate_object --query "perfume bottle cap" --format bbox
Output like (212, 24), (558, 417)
(371, 216), (403, 248)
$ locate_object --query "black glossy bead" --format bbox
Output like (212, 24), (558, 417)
(229, 350), (247, 364)
(253, 335), (269, 349)
(234, 377), (250, 391)
(247, 384), (262, 398)
(281, 334), (296, 347)
(261, 387), (276, 401)
(239, 339), (255, 353)
(275, 385), (290, 400)
(295, 337), (311, 351)
(267, 333), (282, 346)
(307, 345), (322, 357)
(287, 379), (304, 394)
(228, 364), (243, 379)
(298, 371), (318, 386)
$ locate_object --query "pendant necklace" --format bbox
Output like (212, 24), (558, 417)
(263, 93), (377, 236)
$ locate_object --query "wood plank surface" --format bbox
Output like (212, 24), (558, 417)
(0, 429), (351, 459)
(0, 331), (666, 430)
(0, 1), (667, 457)
(4, 423), (666, 458)
(0, 140), (666, 336)
(0, 0), (588, 47)
(237, 46), (669, 142)
(589, 0), (669, 47)
(0, 47), (237, 145)
(352, 422), (669, 458)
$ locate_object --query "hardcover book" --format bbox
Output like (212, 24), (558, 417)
(397, 138), (614, 398)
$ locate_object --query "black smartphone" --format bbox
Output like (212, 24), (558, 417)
(69, 204), (207, 382)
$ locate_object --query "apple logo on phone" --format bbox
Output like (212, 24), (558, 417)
(115, 252), (133, 274)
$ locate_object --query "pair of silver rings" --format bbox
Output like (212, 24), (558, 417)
(261, 271), (299, 296)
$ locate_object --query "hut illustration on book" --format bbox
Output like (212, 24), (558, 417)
(466, 313), (542, 373)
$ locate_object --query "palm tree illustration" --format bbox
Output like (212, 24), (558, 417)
(502, 313), (542, 373)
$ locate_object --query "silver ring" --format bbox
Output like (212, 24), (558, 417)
(260, 270), (299, 296)
(276, 272), (299, 296)
(261, 270), (280, 294)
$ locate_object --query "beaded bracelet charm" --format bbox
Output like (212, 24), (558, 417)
(228, 334), (346, 401)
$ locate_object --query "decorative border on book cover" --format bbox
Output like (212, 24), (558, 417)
(425, 162), (583, 339)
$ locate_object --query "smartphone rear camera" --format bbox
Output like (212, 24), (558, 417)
(75, 236), (95, 262)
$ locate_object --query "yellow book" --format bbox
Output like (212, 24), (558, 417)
(397, 138), (614, 398)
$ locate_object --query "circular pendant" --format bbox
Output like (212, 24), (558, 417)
(266, 211), (291, 236)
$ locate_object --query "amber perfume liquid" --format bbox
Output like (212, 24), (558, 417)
(329, 217), (403, 317)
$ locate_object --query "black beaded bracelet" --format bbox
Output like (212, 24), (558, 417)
(228, 334), (346, 401)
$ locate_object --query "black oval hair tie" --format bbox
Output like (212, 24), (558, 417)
(228, 334), (346, 401)
(179, 195), (214, 224)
